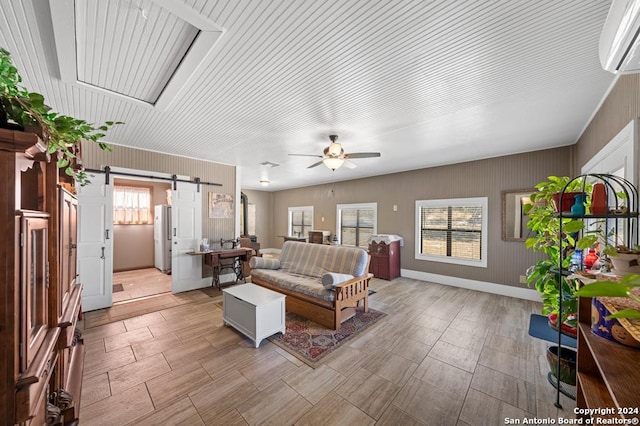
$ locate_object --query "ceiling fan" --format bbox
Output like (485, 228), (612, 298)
(289, 135), (381, 171)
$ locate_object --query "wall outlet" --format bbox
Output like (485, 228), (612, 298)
(393, 204), (398, 211)
(321, 216), (325, 222)
(519, 275), (527, 284)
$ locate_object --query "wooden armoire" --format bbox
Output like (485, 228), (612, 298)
(0, 129), (84, 425)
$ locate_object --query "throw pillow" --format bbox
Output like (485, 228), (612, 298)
(321, 272), (354, 289)
(249, 257), (281, 269)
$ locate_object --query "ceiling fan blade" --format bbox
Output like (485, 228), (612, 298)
(307, 160), (325, 169)
(289, 153), (323, 158)
(343, 160), (357, 169)
(344, 152), (381, 159)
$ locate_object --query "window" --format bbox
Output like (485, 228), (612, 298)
(416, 197), (488, 267)
(336, 203), (377, 248)
(113, 186), (152, 224)
(288, 206), (313, 237)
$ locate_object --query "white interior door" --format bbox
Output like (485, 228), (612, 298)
(172, 181), (208, 293)
(582, 119), (639, 247)
(77, 180), (113, 311)
(582, 119), (638, 186)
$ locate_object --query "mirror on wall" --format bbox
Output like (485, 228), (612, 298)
(502, 189), (534, 241)
(240, 192), (257, 237)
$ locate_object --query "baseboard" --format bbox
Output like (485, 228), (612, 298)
(400, 269), (542, 302)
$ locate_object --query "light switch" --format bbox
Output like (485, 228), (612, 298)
(393, 205), (398, 211)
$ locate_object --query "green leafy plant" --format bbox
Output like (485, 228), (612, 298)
(524, 176), (587, 323)
(575, 274), (640, 320)
(0, 47), (121, 184)
(524, 175), (633, 326)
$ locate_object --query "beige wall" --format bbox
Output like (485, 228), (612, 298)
(113, 224), (154, 271)
(82, 142), (237, 242)
(253, 147), (572, 288)
(575, 74), (640, 173)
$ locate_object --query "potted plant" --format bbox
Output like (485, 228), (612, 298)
(0, 47), (121, 184)
(524, 176), (588, 333)
(530, 175), (587, 213)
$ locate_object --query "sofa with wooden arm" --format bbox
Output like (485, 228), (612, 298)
(249, 241), (372, 330)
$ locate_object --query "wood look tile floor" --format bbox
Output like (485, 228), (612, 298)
(112, 268), (172, 303)
(78, 277), (576, 425)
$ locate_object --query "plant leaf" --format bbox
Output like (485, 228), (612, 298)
(606, 308), (640, 320)
(574, 282), (632, 298)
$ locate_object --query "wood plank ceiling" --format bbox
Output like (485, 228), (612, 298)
(0, 0), (615, 190)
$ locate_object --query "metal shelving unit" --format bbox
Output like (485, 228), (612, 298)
(554, 173), (639, 408)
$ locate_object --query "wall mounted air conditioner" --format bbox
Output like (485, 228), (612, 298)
(600, 0), (640, 73)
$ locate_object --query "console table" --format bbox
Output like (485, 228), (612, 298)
(188, 248), (253, 289)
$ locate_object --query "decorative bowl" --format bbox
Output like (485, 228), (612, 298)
(547, 313), (577, 337)
(610, 252), (640, 274)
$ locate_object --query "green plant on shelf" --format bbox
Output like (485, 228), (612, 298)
(0, 47), (122, 185)
(524, 175), (633, 326)
(524, 176), (587, 325)
(574, 218), (619, 257)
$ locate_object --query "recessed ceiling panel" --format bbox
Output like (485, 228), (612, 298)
(75, 0), (199, 103)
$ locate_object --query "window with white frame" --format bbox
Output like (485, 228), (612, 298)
(113, 185), (152, 224)
(288, 206), (314, 238)
(415, 197), (488, 267)
(336, 203), (377, 248)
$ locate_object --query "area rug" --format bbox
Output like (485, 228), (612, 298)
(268, 307), (386, 368)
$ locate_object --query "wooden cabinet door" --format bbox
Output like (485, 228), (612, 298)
(20, 213), (49, 371)
(59, 189), (78, 318)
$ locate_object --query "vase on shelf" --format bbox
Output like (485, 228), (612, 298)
(570, 193), (586, 216)
(584, 249), (598, 269)
(591, 183), (608, 215)
(552, 192), (584, 213)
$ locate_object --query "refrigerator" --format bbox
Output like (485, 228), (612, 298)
(154, 205), (172, 273)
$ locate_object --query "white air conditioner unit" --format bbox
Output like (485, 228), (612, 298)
(600, 0), (640, 73)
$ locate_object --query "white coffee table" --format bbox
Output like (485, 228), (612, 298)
(222, 283), (286, 347)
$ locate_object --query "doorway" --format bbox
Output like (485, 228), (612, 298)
(112, 177), (172, 303)
(78, 166), (209, 312)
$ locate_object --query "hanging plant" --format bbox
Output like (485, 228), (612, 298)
(0, 47), (122, 185)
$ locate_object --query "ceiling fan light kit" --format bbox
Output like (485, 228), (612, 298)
(323, 157), (345, 170)
(288, 134), (381, 172)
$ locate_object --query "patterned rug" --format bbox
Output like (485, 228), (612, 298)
(268, 307), (386, 368)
